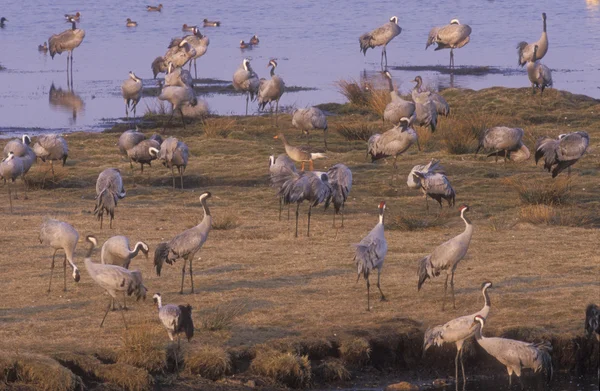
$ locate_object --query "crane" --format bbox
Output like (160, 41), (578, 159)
(49, 17), (85, 87)
(233, 58), (260, 116)
(258, 60), (286, 125)
(426, 19), (472, 69)
(527, 45), (552, 95)
(39, 218), (81, 293)
(383, 70), (415, 125)
(476, 127), (528, 163)
(121, 71), (143, 122)
(0, 152), (26, 212)
(325, 164), (353, 228)
(534, 131), (589, 178)
(156, 137), (189, 190)
(359, 16), (402, 69)
(101, 235), (149, 269)
(32, 134), (68, 183)
(517, 13), (548, 66)
(292, 107), (328, 149)
(94, 168), (126, 229)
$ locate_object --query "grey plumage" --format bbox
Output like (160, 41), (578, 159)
(412, 77), (439, 132)
(426, 19), (471, 68)
(48, 18), (85, 80)
(152, 39), (196, 78)
(152, 56), (168, 79)
(527, 45), (553, 95)
(158, 85), (198, 128)
(32, 134), (68, 182)
(325, 163), (353, 228)
(413, 76), (450, 117)
(153, 293), (194, 342)
(185, 27), (209, 79)
(39, 218), (81, 292)
(269, 154), (298, 221)
(423, 281), (493, 388)
(476, 127), (528, 163)
(417, 205), (473, 310)
(165, 62), (193, 88)
(118, 129), (146, 161)
(157, 137), (189, 189)
(3, 134), (32, 158)
(407, 159), (445, 189)
(517, 13), (548, 66)
(359, 16), (402, 69)
(233, 58), (260, 116)
(410, 161), (455, 210)
(0, 152), (27, 211)
(127, 138), (161, 175)
(94, 168), (126, 229)
(534, 131), (589, 178)
(292, 107), (328, 149)
(154, 192), (212, 294)
(84, 236), (147, 329)
(278, 170), (332, 238)
(258, 60), (285, 125)
(471, 315), (553, 386)
(383, 71), (416, 125)
(101, 235), (149, 269)
(354, 202), (387, 311)
(121, 71), (142, 121)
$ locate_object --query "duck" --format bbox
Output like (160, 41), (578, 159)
(203, 19), (220, 27)
(147, 4), (163, 11)
(240, 40), (251, 49)
(274, 133), (327, 171)
(126, 18), (138, 27)
(38, 42), (48, 52)
(250, 35), (259, 45)
(182, 23), (196, 32)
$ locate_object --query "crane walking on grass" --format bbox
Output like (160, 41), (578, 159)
(0, 153), (26, 213)
(476, 127), (530, 163)
(32, 134), (68, 184)
(154, 192), (213, 294)
(153, 293), (194, 344)
(534, 131), (589, 178)
(417, 205), (473, 310)
(325, 163), (353, 228)
(423, 281), (493, 389)
(94, 168), (126, 229)
(292, 107), (328, 149)
(409, 160), (455, 211)
(121, 71), (142, 122)
(354, 201), (387, 311)
(233, 58), (260, 115)
(258, 60), (285, 125)
(39, 218), (81, 293)
(269, 154), (297, 221)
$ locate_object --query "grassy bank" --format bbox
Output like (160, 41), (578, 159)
(0, 86), (599, 390)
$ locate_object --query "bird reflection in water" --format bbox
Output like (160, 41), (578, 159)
(49, 83), (84, 124)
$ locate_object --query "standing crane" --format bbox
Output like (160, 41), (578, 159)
(32, 134), (68, 183)
(274, 133), (326, 171)
(185, 27), (209, 79)
(383, 71), (415, 125)
(412, 76), (450, 117)
(126, 137), (161, 181)
(233, 58), (260, 115)
(471, 315), (553, 387)
(258, 60), (285, 125)
(154, 192), (212, 294)
(84, 236), (147, 329)
(101, 235), (149, 269)
(49, 17), (85, 86)
(534, 131), (589, 178)
(269, 154), (297, 221)
(359, 16), (402, 69)
(527, 45), (552, 95)
(423, 281), (493, 389)
(155, 137), (189, 190)
(121, 71), (143, 122)
(118, 129), (146, 167)
(517, 13), (548, 66)
(325, 163), (353, 228)
(426, 19), (472, 69)
(39, 218), (81, 293)
(292, 107), (328, 149)
(165, 62), (193, 88)
(476, 127), (529, 163)
(0, 152), (26, 212)
(411, 78), (438, 132)
(409, 163), (455, 211)
(153, 293), (194, 344)
(94, 168), (126, 229)
(3, 134), (32, 158)
(354, 201), (387, 311)
(158, 85), (198, 129)
(417, 205), (473, 310)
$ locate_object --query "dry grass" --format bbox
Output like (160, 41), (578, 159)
(117, 326), (167, 374)
(251, 349), (311, 388)
(507, 176), (571, 205)
(387, 212), (448, 231)
(201, 117), (236, 138)
(336, 79), (370, 107)
(337, 121), (378, 141)
(143, 99), (169, 116)
(201, 301), (246, 331)
(211, 214), (240, 231)
(339, 338), (371, 366)
(185, 345), (231, 380)
(313, 358), (351, 382)
(519, 205), (600, 228)
(438, 109), (505, 154)
(367, 89), (391, 118)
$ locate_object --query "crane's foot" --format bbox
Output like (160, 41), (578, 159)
(380, 296), (387, 302)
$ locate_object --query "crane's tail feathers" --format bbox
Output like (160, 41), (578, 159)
(354, 246), (372, 281)
(422, 326), (444, 353)
(534, 343), (553, 382)
(94, 189), (116, 222)
(516, 42), (528, 66)
(552, 160), (574, 178)
(417, 255), (432, 291)
(153, 242), (171, 276)
(178, 304), (195, 341)
(359, 34), (373, 55)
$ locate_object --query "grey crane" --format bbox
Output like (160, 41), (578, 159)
(426, 19), (472, 69)
(151, 56), (168, 78)
(325, 163), (353, 228)
(154, 192), (212, 294)
(0, 152), (26, 212)
(476, 127), (529, 163)
(411, 78), (439, 132)
(423, 281), (493, 389)
(126, 138), (161, 178)
(94, 168), (126, 229)
(359, 16), (402, 69)
(32, 133), (68, 183)
(292, 107), (328, 149)
(517, 13), (548, 66)
(185, 27), (209, 79)
(155, 137), (189, 190)
(269, 154), (297, 221)
(417, 205), (473, 311)
(409, 162), (455, 211)
(118, 128), (146, 167)
(383, 71), (416, 125)
(585, 304), (600, 380)
(84, 236), (147, 329)
(413, 76), (450, 117)
(527, 45), (552, 95)
(233, 58), (260, 115)
(3, 134), (32, 158)
(121, 71), (142, 122)
(153, 293), (194, 343)
(407, 159), (444, 189)
(367, 118), (419, 183)
(277, 170), (332, 238)
(471, 315), (553, 387)
(101, 235), (149, 269)
(354, 201), (387, 311)
(39, 218), (81, 292)
(258, 60), (286, 125)
(165, 62), (193, 88)
(49, 17), (85, 86)
(534, 131), (589, 178)
(165, 38), (196, 69)
(158, 85), (198, 129)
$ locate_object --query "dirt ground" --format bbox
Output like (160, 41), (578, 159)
(0, 87), (598, 389)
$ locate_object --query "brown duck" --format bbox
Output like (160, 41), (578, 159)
(274, 133), (326, 171)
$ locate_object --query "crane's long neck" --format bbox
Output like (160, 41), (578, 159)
(414, 79), (422, 93)
(201, 197), (211, 217)
(155, 296), (163, 309)
(130, 242), (147, 258)
(70, 20), (76, 30)
(378, 209), (385, 225)
(474, 321), (484, 341)
(482, 285), (491, 311)
(542, 17), (546, 33)
(461, 209), (472, 227)
(387, 77), (394, 93)
(270, 66), (275, 77)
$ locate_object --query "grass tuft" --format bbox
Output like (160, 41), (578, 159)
(336, 79), (370, 107)
(251, 349), (311, 388)
(507, 176), (570, 206)
(202, 301), (246, 331)
(202, 117), (236, 139)
(387, 213), (447, 231)
(313, 358), (351, 382)
(185, 345), (231, 380)
(211, 214), (240, 230)
(117, 326), (167, 374)
(518, 205), (600, 228)
(339, 338), (371, 366)
(337, 122), (378, 141)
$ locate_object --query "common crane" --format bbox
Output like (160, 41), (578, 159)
(153, 293), (194, 344)
(409, 163), (455, 211)
(359, 16), (402, 69)
(258, 60), (285, 125)
(413, 76), (450, 117)
(32, 134), (68, 183)
(426, 19), (472, 69)
(39, 218), (81, 292)
(274, 133), (326, 171)
(101, 235), (149, 269)
(325, 164), (353, 228)
(269, 154), (297, 221)
(0, 152), (26, 212)
(121, 71), (142, 122)
(94, 168), (126, 229)
(233, 58), (260, 115)
(527, 45), (552, 95)
(48, 17), (85, 86)
(185, 27), (209, 79)
(155, 137), (189, 190)
(534, 131), (589, 178)
(476, 127), (528, 163)
(292, 107), (328, 149)
(158, 85), (198, 129)
(383, 71), (415, 125)
(517, 13), (548, 66)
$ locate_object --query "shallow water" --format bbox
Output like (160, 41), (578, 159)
(0, 0), (599, 135)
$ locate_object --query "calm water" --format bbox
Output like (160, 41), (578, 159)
(0, 0), (599, 135)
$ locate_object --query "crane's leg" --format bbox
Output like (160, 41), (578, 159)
(425, 194), (429, 212)
(460, 348), (466, 387)
(323, 130), (328, 151)
(125, 100), (129, 120)
(307, 205), (312, 237)
(70, 53), (74, 87)
(376, 268), (386, 301)
(100, 214), (103, 229)
(100, 298), (112, 327)
(180, 166), (184, 190)
(295, 203), (300, 238)
(189, 258), (194, 294)
(171, 166), (176, 190)
(110, 215), (113, 229)
(278, 197), (283, 221)
(341, 203), (345, 228)
(194, 59), (198, 80)
(507, 369), (512, 387)
(366, 276), (371, 311)
(165, 109), (175, 130)
(455, 348), (460, 390)
(48, 249), (58, 293)
(51, 161), (55, 182)
(332, 209), (336, 229)
(66, 54), (70, 88)
(123, 292), (127, 310)
(7, 183), (13, 213)
(450, 270), (456, 309)
(442, 274), (449, 311)
(275, 100), (279, 126)
(63, 255), (67, 292)
(245, 94), (250, 116)
(180, 261), (186, 294)
(133, 103), (137, 123)
(287, 204), (290, 221)
(118, 301), (128, 329)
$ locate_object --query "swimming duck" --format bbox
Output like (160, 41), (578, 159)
(203, 19), (220, 27)
(250, 35), (259, 45)
(126, 18), (138, 27)
(147, 4), (163, 11)
(240, 40), (251, 49)
(182, 23), (196, 32)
